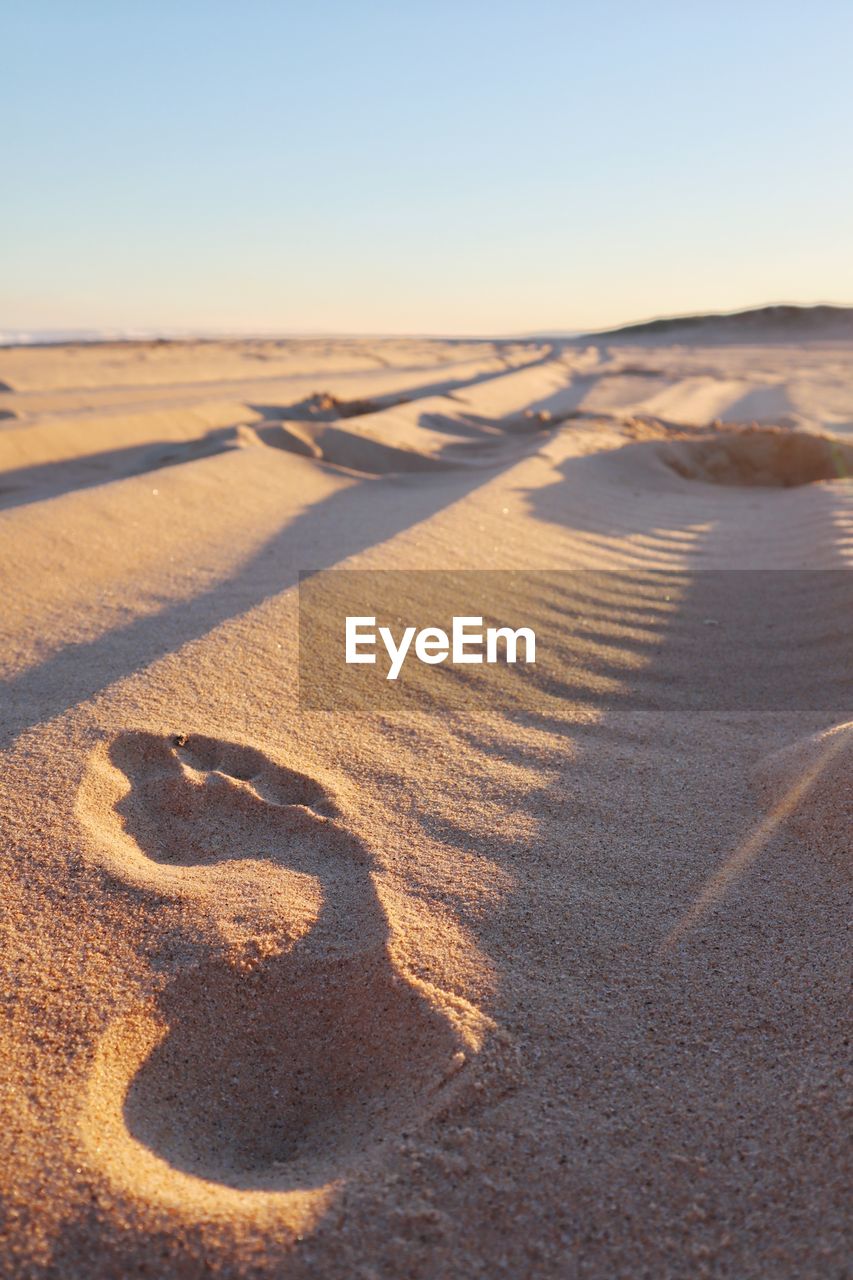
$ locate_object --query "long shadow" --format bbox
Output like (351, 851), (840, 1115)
(0, 343), (538, 408)
(0, 345), (554, 514)
(285, 465), (852, 1267)
(0, 444), (536, 750)
(0, 428), (240, 512)
(248, 342), (556, 422)
(43, 426), (852, 1270)
(514, 441), (852, 714)
(529, 569), (851, 713)
(1, 351), (571, 746)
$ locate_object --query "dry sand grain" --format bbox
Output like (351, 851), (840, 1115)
(0, 335), (850, 1278)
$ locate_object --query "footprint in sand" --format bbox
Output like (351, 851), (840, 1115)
(77, 731), (489, 1195)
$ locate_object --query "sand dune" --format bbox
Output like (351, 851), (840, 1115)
(248, 390), (557, 476)
(592, 302), (853, 344)
(0, 336), (850, 1277)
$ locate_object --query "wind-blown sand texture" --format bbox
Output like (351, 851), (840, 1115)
(0, 326), (850, 1278)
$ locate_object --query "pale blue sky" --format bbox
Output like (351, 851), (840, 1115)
(4, 1), (853, 335)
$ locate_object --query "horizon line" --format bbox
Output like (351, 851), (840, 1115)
(3, 298), (853, 348)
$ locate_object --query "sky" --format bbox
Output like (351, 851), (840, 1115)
(4, 1), (853, 336)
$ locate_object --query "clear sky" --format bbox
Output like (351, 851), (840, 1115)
(4, 1), (853, 336)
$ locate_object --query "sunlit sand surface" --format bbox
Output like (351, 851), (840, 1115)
(0, 328), (849, 1276)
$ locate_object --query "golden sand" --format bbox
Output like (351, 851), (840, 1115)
(0, 335), (850, 1276)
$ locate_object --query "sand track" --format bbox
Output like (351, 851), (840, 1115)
(0, 336), (850, 1278)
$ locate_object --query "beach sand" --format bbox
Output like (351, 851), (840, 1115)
(0, 333), (850, 1277)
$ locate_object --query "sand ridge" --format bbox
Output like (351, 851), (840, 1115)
(0, 336), (850, 1277)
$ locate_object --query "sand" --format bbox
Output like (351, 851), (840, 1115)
(0, 334), (850, 1278)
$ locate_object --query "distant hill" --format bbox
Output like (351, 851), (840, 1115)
(585, 304), (853, 344)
